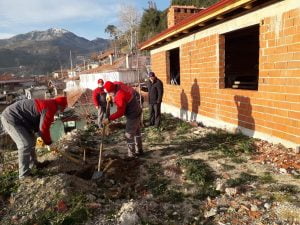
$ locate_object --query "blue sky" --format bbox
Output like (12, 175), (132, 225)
(0, 0), (170, 40)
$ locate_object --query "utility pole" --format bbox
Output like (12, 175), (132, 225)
(135, 30), (144, 126)
(70, 50), (73, 77)
(60, 65), (63, 79)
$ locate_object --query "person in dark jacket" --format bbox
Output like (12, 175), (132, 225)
(146, 72), (163, 127)
(92, 79), (110, 128)
(1, 96), (68, 179)
(103, 81), (143, 158)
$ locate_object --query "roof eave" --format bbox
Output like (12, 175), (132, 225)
(139, 0), (264, 50)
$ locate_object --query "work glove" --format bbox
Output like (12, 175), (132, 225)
(106, 95), (112, 102)
(102, 118), (110, 126)
(36, 137), (45, 148)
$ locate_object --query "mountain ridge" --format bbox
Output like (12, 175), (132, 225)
(0, 28), (109, 75)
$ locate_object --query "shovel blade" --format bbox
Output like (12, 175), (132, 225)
(92, 171), (103, 180)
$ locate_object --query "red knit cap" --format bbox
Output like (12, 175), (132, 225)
(104, 81), (116, 93)
(54, 96), (68, 110)
(97, 79), (104, 84)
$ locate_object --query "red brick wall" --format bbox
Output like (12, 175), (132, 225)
(167, 6), (202, 28)
(152, 7), (300, 146)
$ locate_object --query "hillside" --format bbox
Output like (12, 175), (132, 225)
(0, 28), (109, 75)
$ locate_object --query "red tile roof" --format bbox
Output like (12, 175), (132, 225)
(67, 88), (93, 108)
(139, 0), (266, 50)
(80, 57), (126, 74)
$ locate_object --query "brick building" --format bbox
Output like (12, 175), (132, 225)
(140, 0), (300, 150)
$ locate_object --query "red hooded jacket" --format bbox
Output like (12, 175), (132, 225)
(35, 97), (67, 145)
(92, 87), (106, 107)
(108, 82), (141, 121)
(2, 97), (67, 145)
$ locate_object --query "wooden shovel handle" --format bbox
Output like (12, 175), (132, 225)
(51, 147), (83, 165)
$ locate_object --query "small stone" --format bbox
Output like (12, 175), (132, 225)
(240, 205), (250, 211)
(225, 187), (237, 196)
(11, 215), (19, 222)
(86, 202), (101, 209)
(218, 206), (228, 212)
(118, 201), (141, 225)
(264, 203), (271, 210)
(216, 179), (226, 192)
(172, 212), (178, 216)
(86, 194), (97, 202)
(145, 193), (153, 199)
(193, 130), (201, 135)
(279, 168), (287, 174)
(207, 196), (212, 204)
(204, 208), (217, 218)
(218, 222), (226, 225)
(57, 200), (68, 212)
(109, 179), (115, 185)
(250, 204), (259, 211)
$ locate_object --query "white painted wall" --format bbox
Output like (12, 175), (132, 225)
(161, 102), (299, 150)
(79, 70), (147, 90)
(65, 80), (80, 91)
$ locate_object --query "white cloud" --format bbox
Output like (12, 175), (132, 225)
(0, 0), (122, 27)
(0, 33), (14, 39)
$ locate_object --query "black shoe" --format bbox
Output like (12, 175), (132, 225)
(35, 160), (51, 169)
(135, 151), (144, 156)
(19, 172), (34, 181)
(126, 151), (138, 160)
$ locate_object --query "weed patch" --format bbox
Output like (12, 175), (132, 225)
(226, 172), (258, 187)
(25, 194), (89, 225)
(144, 163), (170, 197)
(231, 157), (247, 164)
(178, 159), (219, 199)
(175, 121), (192, 135)
(145, 128), (165, 143)
(201, 131), (255, 156)
(0, 171), (19, 198)
(221, 164), (236, 171)
(259, 172), (276, 184)
(270, 184), (299, 194)
(160, 189), (184, 203)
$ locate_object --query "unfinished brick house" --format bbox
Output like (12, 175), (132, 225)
(140, 0), (300, 150)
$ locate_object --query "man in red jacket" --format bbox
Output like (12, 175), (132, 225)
(1, 96), (68, 179)
(92, 79), (110, 128)
(103, 81), (143, 158)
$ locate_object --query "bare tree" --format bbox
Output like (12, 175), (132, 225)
(118, 3), (141, 54)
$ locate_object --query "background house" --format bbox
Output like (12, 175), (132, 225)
(140, 0), (300, 150)
(25, 86), (49, 99)
(79, 55), (149, 90)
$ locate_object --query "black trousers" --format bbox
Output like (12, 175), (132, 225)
(149, 103), (161, 127)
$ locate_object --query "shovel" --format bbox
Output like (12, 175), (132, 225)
(92, 100), (110, 179)
(48, 146), (83, 165)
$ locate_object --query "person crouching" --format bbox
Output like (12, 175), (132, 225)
(1, 97), (68, 179)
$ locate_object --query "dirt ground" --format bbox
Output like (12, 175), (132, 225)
(0, 112), (299, 225)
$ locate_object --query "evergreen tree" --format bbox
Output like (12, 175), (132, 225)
(139, 7), (166, 42)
